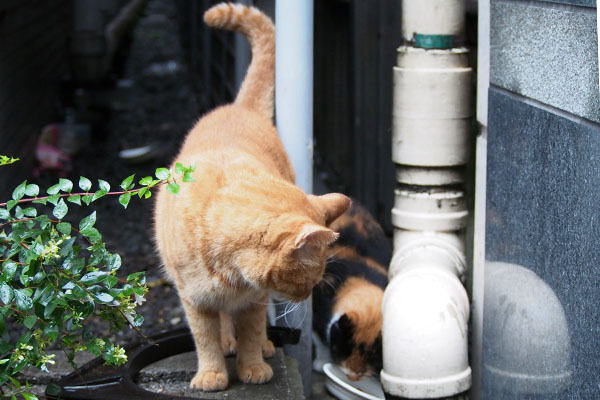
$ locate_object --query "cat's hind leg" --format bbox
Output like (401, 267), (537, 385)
(234, 299), (274, 384)
(182, 299), (229, 391)
(220, 312), (237, 356)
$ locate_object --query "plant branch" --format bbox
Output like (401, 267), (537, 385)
(0, 181), (169, 208)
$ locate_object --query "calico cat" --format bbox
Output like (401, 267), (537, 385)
(153, 3), (350, 392)
(313, 202), (391, 380)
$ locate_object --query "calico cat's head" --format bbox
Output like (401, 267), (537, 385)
(329, 313), (383, 380)
(237, 193), (351, 302)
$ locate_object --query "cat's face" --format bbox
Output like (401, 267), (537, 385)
(236, 193), (351, 301)
(330, 313), (383, 380)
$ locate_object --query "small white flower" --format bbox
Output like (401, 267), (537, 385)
(133, 292), (146, 306)
(123, 311), (136, 328)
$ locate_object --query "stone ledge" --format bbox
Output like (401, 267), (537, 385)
(19, 349), (304, 400)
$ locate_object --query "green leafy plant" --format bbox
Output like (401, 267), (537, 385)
(0, 158), (195, 399)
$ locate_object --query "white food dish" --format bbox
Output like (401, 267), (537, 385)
(323, 363), (385, 400)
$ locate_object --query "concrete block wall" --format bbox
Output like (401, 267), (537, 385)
(0, 0), (72, 194)
(475, 0), (600, 398)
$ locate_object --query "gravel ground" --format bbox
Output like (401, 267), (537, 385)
(32, 0), (197, 346)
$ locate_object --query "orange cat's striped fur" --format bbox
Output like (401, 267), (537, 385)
(154, 3), (350, 392)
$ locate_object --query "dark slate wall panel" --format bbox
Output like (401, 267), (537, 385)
(484, 87), (600, 398)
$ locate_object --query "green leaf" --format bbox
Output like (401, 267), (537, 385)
(80, 271), (107, 284)
(66, 285), (87, 300)
(104, 275), (119, 289)
(47, 183), (61, 195)
(22, 392), (39, 400)
(82, 195), (93, 205)
(79, 211), (96, 231)
(182, 171), (195, 182)
(1, 262), (18, 281)
(59, 178), (73, 193)
(47, 194), (60, 206)
(120, 174), (135, 191)
(119, 193), (132, 209)
(133, 314), (144, 327)
(52, 199), (68, 220)
(12, 181), (27, 200)
(0, 208), (9, 220)
(22, 207), (37, 217)
(0, 283), (13, 304)
(67, 194), (82, 205)
(98, 179), (110, 192)
(93, 292), (113, 303)
(92, 189), (107, 202)
(14, 289), (33, 311)
(14, 206), (24, 219)
(126, 271), (145, 282)
(107, 254), (122, 271)
(137, 187), (149, 199)
(155, 168), (170, 180)
(79, 176), (92, 192)
(46, 382), (61, 396)
(166, 183), (180, 194)
(23, 315), (37, 329)
(81, 227), (102, 244)
(44, 299), (59, 318)
(44, 323), (59, 341)
(56, 222), (72, 235)
(32, 198), (48, 205)
(139, 176), (153, 186)
(175, 163), (185, 175)
(63, 258), (85, 275)
(25, 184), (39, 197)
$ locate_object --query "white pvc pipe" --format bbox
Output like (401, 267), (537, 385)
(275, 1), (314, 396)
(276, 0), (313, 194)
(383, 1), (472, 398)
(381, 262), (471, 398)
(402, 0), (465, 41)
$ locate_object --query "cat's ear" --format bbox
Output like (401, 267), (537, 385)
(309, 193), (351, 226)
(294, 225), (339, 250)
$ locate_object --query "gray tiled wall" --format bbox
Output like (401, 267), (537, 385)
(532, 0), (596, 7)
(484, 0), (600, 398)
(490, 0), (599, 123)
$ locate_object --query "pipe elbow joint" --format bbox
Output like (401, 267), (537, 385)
(381, 266), (471, 398)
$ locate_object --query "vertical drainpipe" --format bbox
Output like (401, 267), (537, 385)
(275, 0), (314, 397)
(381, 0), (472, 398)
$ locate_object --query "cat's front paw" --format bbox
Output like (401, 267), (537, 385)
(262, 339), (275, 358)
(190, 370), (229, 391)
(221, 336), (237, 356)
(237, 361), (273, 384)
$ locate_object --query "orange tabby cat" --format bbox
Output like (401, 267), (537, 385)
(154, 3), (350, 392)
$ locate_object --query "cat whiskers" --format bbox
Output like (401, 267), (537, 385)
(320, 272), (342, 290)
(283, 300), (308, 330)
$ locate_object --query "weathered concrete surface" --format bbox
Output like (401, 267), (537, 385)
(138, 350), (304, 400)
(20, 349), (305, 399)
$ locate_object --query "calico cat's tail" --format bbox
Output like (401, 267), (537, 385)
(204, 3), (275, 120)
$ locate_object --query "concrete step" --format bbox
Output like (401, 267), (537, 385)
(20, 349), (305, 399)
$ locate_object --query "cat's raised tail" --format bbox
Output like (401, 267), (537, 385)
(204, 3), (275, 120)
